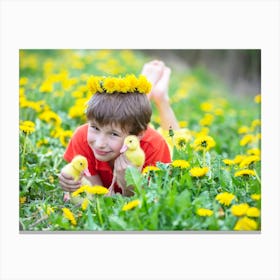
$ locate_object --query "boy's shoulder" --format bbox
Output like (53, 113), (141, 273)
(141, 126), (166, 147)
(71, 123), (88, 142)
(75, 123), (88, 134)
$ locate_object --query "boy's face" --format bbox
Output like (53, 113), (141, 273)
(87, 120), (128, 163)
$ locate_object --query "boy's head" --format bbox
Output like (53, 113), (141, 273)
(86, 75), (152, 135)
(86, 92), (152, 135)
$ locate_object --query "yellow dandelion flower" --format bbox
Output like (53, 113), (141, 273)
(199, 114), (214, 126)
(233, 154), (247, 164)
(240, 134), (254, 146)
(251, 119), (261, 130)
(254, 94), (261, 103)
(20, 196), (27, 204)
(215, 192), (236, 206)
(62, 207), (77, 226)
(19, 77), (29, 86)
(196, 208), (213, 217)
(142, 165), (160, 175)
(246, 148), (261, 157)
(195, 127), (210, 138)
(137, 75), (152, 94)
(189, 166), (209, 177)
(251, 194), (261, 201)
(59, 130), (73, 147)
(172, 159), (190, 169)
(71, 186), (87, 197)
(51, 127), (64, 139)
(48, 175), (54, 184)
(234, 216), (258, 231)
(234, 169), (256, 177)
(122, 199), (141, 211)
(238, 126), (250, 134)
(81, 198), (89, 211)
(125, 74), (138, 91)
(87, 76), (103, 94)
(200, 102), (214, 112)
(231, 203), (249, 217)
(214, 108), (224, 116)
(19, 120), (36, 134)
(178, 120), (188, 128)
(84, 185), (109, 195)
(246, 207), (260, 217)
(36, 138), (49, 147)
(39, 79), (53, 93)
(173, 129), (192, 150)
(223, 159), (235, 166)
(193, 135), (216, 151)
(103, 77), (118, 93)
(239, 155), (260, 168)
(116, 78), (130, 93)
(39, 110), (62, 126)
(71, 90), (84, 99)
(46, 206), (54, 216)
(68, 105), (86, 119)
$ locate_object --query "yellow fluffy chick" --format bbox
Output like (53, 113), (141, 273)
(108, 135), (145, 195)
(62, 155), (92, 202)
(120, 135), (145, 167)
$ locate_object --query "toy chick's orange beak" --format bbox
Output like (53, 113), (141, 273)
(120, 145), (127, 153)
(84, 168), (91, 177)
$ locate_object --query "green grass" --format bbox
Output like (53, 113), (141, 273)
(19, 49), (261, 231)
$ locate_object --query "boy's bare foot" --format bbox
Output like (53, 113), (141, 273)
(149, 66), (171, 105)
(141, 60), (164, 94)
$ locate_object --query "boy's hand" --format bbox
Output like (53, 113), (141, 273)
(113, 154), (139, 196)
(58, 171), (81, 192)
(113, 153), (130, 186)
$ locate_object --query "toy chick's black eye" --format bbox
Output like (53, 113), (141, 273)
(80, 162), (83, 165)
(129, 140), (132, 143)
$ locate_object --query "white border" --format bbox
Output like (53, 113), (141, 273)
(1, 1), (279, 279)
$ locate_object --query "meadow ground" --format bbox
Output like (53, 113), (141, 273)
(19, 50), (261, 231)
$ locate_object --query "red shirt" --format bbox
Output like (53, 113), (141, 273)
(64, 124), (171, 193)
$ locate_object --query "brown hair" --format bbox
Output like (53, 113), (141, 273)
(86, 92), (152, 135)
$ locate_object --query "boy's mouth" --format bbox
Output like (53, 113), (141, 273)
(94, 149), (110, 156)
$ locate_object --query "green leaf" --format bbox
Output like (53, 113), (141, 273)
(125, 166), (143, 189)
(86, 206), (97, 230)
(108, 216), (127, 231)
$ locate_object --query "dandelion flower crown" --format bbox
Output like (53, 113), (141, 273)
(87, 74), (152, 95)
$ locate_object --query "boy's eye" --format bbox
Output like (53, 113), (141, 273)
(91, 125), (99, 131)
(111, 132), (120, 137)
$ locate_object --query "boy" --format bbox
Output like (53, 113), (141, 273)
(59, 60), (179, 196)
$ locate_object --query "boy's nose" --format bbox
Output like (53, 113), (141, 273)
(95, 135), (107, 148)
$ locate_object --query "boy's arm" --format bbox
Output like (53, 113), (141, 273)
(154, 98), (179, 131)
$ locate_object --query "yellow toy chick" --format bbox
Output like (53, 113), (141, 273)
(62, 155), (92, 202)
(120, 135), (145, 167)
(108, 135), (145, 195)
